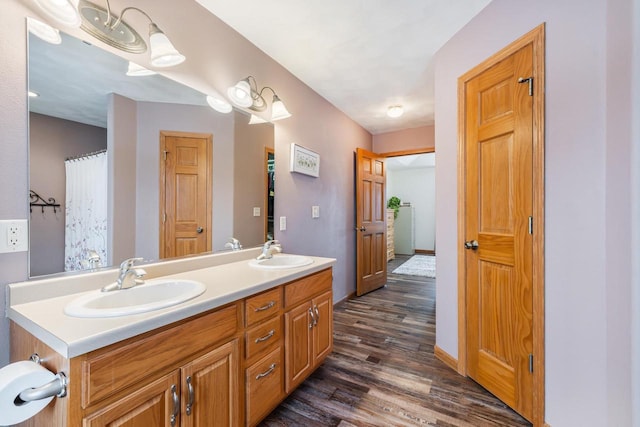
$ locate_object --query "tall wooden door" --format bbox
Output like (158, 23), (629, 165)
(160, 131), (212, 259)
(355, 148), (387, 296)
(463, 43), (535, 420)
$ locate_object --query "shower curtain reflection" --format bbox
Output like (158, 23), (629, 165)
(64, 150), (108, 271)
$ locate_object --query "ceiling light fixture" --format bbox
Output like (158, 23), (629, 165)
(206, 94), (233, 114)
(227, 76), (291, 122)
(387, 105), (404, 118)
(27, 18), (62, 44)
(36, 0), (185, 67)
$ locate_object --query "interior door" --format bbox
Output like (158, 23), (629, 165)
(463, 44), (534, 420)
(160, 131), (212, 259)
(355, 148), (387, 296)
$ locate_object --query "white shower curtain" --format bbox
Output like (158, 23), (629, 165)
(64, 151), (108, 271)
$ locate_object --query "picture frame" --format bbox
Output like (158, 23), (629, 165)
(289, 143), (320, 177)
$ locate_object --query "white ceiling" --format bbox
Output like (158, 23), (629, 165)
(196, 0), (492, 134)
(387, 153), (435, 171)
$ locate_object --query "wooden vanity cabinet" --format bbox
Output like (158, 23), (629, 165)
(284, 269), (333, 393)
(10, 267), (334, 427)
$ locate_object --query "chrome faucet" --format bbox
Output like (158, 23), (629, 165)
(101, 257), (147, 292)
(224, 237), (243, 251)
(257, 240), (282, 260)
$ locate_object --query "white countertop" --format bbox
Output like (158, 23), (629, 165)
(8, 252), (335, 359)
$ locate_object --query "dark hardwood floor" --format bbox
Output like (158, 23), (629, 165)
(261, 255), (531, 427)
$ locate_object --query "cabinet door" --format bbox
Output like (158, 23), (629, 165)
(84, 371), (180, 427)
(284, 302), (313, 393)
(312, 291), (333, 364)
(181, 340), (240, 427)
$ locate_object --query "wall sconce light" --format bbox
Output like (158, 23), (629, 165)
(206, 94), (233, 114)
(33, 0), (185, 68)
(27, 17), (62, 44)
(227, 76), (291, 122)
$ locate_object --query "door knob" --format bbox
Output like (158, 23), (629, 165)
(196, 227), (203, 234)
(464, 240), (479, 250)
(355, 226), (366, 232)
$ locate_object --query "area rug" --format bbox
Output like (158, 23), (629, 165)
(392, 255), (436, 278)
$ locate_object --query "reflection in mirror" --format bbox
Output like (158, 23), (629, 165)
(28, 29), (274, 277)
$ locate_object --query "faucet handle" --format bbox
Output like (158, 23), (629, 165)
(119, 257), (144, 270)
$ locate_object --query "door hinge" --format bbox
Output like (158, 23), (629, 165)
(528, 216), (533, 234)
(163, 150), (168, 161)
(529, 354), (534, 373)
(518, 76), (534, 96)
(163, 213), (166, 224)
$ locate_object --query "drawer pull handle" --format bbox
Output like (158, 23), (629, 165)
(255, 330), (275, 343)
(314, 305), (320, 324)
(170, 384), (179, 427)
(186, 376), (194, 416)
(255, 301), (275, 312)
(309, 307), (315, 329)
(255, 363), (277, 380)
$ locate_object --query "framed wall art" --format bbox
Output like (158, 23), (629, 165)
(289, 143), (320, 177)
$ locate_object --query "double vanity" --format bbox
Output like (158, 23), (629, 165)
(7, 248), (335, 426)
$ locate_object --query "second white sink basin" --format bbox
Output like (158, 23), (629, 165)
(64, 279), (206, 318)
(249, 254), (314, 270)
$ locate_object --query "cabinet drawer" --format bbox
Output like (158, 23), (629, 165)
(245, 316), (281, 361)
(245, 288), (281, 327)
(284, 268), (332, 308)
(246, 347), (283, 427)
(82, 303), (239, 409)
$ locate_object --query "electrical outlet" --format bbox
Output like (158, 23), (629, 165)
(312, 206), (320, 218)
(279, 216), (287, 231)
(0, 220), (28, 253)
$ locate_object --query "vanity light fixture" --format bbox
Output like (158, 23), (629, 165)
(248, 114), (268, 124)
(227, 76), (292, 122)
(387, 105), (404, 118)
(206, 94), (233, 114)
(28, 91), (40, 98)
(34, 0), (185, 67)
(125, 61), (156, 77)
(27, 18), (62, 44)
(33, 0), (81, 28)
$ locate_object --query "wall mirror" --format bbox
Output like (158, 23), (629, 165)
(28, 28), (274, 277)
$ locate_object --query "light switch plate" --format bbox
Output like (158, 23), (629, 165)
(279, 216), (287, 231)
(0, 219), (29, 253)
(253, 207), (261, 217)
(312, 206), (320, 218)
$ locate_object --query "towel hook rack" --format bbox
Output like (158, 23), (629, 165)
(29, 190), (61, 214)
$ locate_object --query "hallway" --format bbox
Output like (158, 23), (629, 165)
(261, 264), (530, 426)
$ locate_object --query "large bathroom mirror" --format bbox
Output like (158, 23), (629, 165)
(28, 29), (274, 277)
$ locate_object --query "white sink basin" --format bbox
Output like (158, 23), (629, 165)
(249, 254), (314, 270)
(64, 279), (206, 318)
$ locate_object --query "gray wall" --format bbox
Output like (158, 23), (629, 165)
(29, 113), (107, 276)
(234, 113), (274, 248)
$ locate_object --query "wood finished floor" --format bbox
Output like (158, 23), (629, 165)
(260, 255), (532, 427)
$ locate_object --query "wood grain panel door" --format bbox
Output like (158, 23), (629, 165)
(355, 148), (387, 296)
(312, 291), (333, 364)
(181, 340), (239, 427)
(83, 371), (180, 426)
(160, 131), (212, 259)
(284, 302), (313, 393)
(463, 44), (534, 420)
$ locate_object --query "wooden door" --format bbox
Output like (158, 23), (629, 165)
(181, 340), (239, 427)
(355, 148), (387, 296)
(83, 371), (180, 427)
(312, 291), (333, 364)
(463, 44), (534, 420)
(284, 302), (313, 393)
(160, 131), (212, 259)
